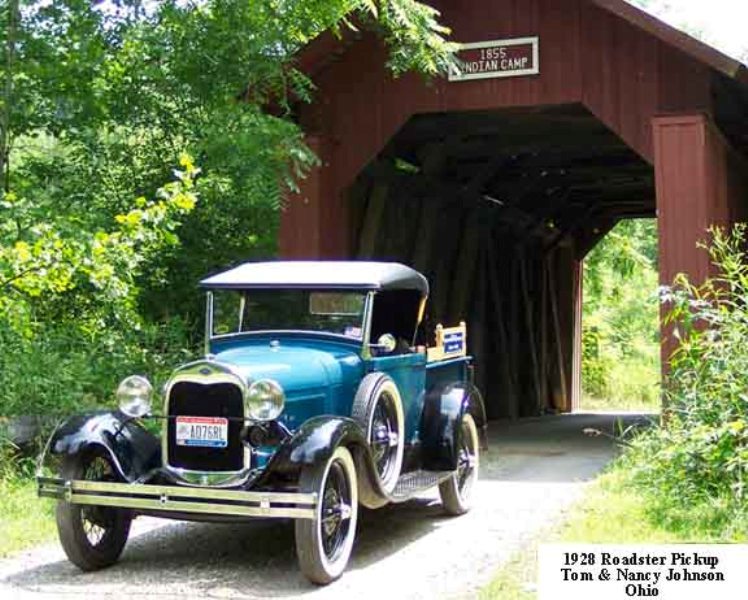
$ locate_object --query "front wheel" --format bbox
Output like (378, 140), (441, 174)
(56, 449), (132, 571)
(439, 413), (480, 516)
(295, 446), (359, 585)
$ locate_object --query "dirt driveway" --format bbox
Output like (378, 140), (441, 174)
(0, 412), (650, 600)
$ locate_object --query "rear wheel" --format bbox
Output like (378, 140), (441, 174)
(56, 449), (132, 571)
(439, 414), (479, 516)
(295, 446), (359, 585)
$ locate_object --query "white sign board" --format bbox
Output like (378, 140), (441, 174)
(449, 37), (540, 82)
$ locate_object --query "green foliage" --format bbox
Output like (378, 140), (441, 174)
(0, 156), (199, 328)
(626, 225), (748, 527)
(0, 0), (456, 435)
(358, 1), (459, 76)
(0, 319), (194, 418)
(582, 219), (660, 408)
(0, 158), (199, 417)
(0, 0), (460, 552)
(1, 0), (457, 324)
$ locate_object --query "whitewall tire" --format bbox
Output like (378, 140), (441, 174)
(295, 446), (359, 585)
(439, 413), (480, 516)
(352, 373), (405, 495)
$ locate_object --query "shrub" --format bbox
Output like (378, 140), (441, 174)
(626, 225), (748, 524)
(0, 318), (195, 419)
(0, 159), (200, 425)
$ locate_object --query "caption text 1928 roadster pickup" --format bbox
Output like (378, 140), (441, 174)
(37, 261), (486, 584)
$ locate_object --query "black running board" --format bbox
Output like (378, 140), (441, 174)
(389, 470), (454, 503)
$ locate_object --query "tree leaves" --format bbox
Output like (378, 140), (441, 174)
(582, 220), (660, 405)
(0, 156), (199, 330)
(0, 0), (457, 419)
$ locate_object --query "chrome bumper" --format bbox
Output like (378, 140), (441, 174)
(37, 477), (317, 520)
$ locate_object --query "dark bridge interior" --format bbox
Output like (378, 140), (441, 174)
(349, 104), (655, 418)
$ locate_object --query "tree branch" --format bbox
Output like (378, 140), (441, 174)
(0, 264), (47, 291)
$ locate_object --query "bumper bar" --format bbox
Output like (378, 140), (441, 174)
(37, 477), (317, 520)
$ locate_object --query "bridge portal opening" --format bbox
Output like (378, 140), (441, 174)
(347, 104), (655, 419)
(580, 218), (661, 412)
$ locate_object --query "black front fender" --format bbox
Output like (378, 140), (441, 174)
(38, 410), (161, 483)
(257, 416), (369, 488)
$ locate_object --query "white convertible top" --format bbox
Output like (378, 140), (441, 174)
(200, 261), (429, 295)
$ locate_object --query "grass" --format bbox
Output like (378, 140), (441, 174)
(0, 475), (56, 558)
(580, 395), (659, 413)
(479, 543), (538, 600)
(555, 468), (746, 544)
(480, 462), (747, 600)
(580, 361), (661, 413)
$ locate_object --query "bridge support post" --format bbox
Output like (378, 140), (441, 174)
(653, 114), (747, 372)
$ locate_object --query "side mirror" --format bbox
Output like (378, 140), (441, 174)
(372, 333), (397, 354)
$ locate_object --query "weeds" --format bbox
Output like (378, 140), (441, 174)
(626, 225), (748, 526)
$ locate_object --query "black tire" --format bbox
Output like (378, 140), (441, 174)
(439, 413), (479, 516)
(295, 446), (359, 585)
(352, 373), (404, 496)
(56, 449), (132, 571)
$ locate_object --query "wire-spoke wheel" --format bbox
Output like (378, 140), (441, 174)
(56, 449), (132, 571)
(439, 413), (480, 516)
(352, 373), (404, 495)
(295, 446), (358, 585)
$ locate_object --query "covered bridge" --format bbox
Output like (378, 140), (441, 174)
(279, 0), (748, 419)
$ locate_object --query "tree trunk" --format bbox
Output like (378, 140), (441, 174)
(1, 0), (19, 193)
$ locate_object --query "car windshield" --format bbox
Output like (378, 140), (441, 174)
(211, 289), (367, 340)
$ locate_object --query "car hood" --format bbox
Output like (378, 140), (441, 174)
(212, 341), (362, 394)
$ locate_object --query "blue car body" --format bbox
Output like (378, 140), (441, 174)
(207, 334), (473, 465)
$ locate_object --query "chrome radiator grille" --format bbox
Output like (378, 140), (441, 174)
(167, 381), (245, 472)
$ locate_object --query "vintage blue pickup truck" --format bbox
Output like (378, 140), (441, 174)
(37, 261), (486, 584)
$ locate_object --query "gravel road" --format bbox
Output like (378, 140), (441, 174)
(0, 412), (650, 600)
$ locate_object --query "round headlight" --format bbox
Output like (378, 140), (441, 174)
(116, 375), (153, 418)
(246, 379), (285, 421)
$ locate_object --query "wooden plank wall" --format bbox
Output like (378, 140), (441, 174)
(353, 182), (577, 418)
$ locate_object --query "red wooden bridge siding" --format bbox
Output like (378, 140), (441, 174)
(280, 0), (748, 414)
